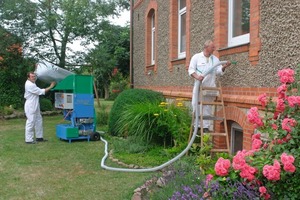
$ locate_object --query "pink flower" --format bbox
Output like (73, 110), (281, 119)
(276, 139), (283, 144)
(287, 96), (300, 107)
(273, 160), (281, 170)
(252, 139), (262, 150)
(258, 93), (268, 107)
(263, 143), (269, 149)
(282, 134), (292, 142)
(264, 193), (271, 200)
(259, 186), (271, 199)
(271, 123), (278, 130)
(215, 157), (231, 176)
(247, 107), (264, 128)
(232, 150), (248, 170)
(251, 133), (262, 150)
(283, 163), (296, 173)
(280, 153), (295, 164)
(273, 111), (280, 119)
(262, 160), (281, 181)
(276, 98), (285, 112)
(202, 192), (210, 198)
(205, 174), (214, 186)
(278, 68), (295, 84)
(282, 118), (297, 133)
(252, 133), (261, 140)
(259, 186), (267, 195)
(239, 164), (257, 181)
(277, 84), (287, 99)
(280, 153), (296, 173)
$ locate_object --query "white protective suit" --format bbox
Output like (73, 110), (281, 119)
(24, 80), (46, 142)
(188, 52), (224, 129)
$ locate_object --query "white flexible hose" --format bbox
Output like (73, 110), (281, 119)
(100, 61), (227, 172)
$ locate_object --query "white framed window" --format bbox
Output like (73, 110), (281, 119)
(151, 13), (155, 65)
(178, 0), (186, 58)
(228, 0), (250, 47)
(230, 122), (243, 154)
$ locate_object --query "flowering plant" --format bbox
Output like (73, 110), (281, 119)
(209, 67), (300, 199)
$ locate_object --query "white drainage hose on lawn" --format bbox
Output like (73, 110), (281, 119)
(100, 61), (227, 172)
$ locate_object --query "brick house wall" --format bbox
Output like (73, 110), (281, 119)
(130, 0), (300, 152)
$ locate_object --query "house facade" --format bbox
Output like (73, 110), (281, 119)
(129, 0), (300, 153)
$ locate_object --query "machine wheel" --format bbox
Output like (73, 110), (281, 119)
(90, 132), (100, 141)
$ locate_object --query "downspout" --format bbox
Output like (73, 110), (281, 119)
(129, 0), (134, 89)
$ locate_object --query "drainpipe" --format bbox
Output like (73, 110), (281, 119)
(129, 0), (134, 89)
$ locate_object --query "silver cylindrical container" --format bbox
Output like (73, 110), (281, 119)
(35, 61), (74, 83)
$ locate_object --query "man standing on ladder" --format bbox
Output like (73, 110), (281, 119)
(188, 40), (231, 132)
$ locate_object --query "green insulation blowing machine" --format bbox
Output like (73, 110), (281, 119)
(52, 74), (100, 143)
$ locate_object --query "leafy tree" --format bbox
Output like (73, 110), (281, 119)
(0, 27), (33, 108)
(86, 24), (130, 99)
(0, 0), (129, 68)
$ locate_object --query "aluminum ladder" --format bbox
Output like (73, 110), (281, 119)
(188, 81), (230, 154)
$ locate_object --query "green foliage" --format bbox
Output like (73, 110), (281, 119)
(111, 136), (153, 154)
(0, 116), (152, 200)
(0, 27), (33, 109)
(114, 100), (191, 153)
(149, 156), (202, 200)
(247, 67), (300, 199)
(87, 24), (130, 99)
(212, 66), (300, 199)
(110, 136), (171, 167)
(0, 0), (129, 67)
(108, 88), (164, 135)
(0, 106), (14, 116)
(108, 73), (129, 100)
(96, 104), (109, 126)
(40, 97), (53, 112)
(190, 134), (231, 175)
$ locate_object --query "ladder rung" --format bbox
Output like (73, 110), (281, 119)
(202, 87), (221, 90)
(210, 149), (230, 152)
(202, 116), (224, 120)
(209, 132), (227, 136)
(201, 101), (223, 105)
(187, 82), (231, 155)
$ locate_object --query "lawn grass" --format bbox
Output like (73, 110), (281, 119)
(0, 116), (155, 200)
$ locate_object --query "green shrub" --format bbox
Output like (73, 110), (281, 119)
(210, 67), (300, 199)
(108, 89), (164, 136)
(0, 106), (14, 116)
(108, 74), (129, 100)
(96, 104), (109, 126)
(114, 100), (191, 150)
(0, 29), (33, 109)
(40, 98), (53, 111)
(110, 136), (171, 167)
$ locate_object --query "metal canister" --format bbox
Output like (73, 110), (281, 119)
(35, 60), (74, 83)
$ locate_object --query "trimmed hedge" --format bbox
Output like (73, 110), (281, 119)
(108, 88), (164, 136)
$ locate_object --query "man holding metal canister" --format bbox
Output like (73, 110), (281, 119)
(24, 71), (56, 144)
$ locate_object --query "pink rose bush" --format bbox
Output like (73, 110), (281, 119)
(214, 157), (231, 176)
(210, 68), (300, 199)
(277, 68), (294, 84)
(262, 160), (281, 181)
(280, 153), (296, 173)
(247, 107), (264, 128)
(281, 118), (297, 133)
(259, 186), (271, 200)
(258, 93), (268, 107)
(252, 133), (263, 150)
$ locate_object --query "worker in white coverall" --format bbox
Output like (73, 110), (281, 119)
(24, 71), (56, 144)
(188, 40), (231, 132)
